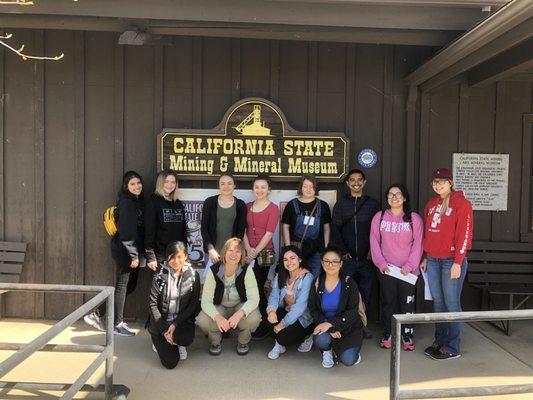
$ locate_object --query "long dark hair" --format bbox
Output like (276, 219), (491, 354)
(277, 245), (304, 288)
(385, 183), (412, 223)
(121, 170), (143, 195)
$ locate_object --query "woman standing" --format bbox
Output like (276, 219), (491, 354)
(244, 174), (280, 340)
(196, 238), (261, 356)
(370, 184), (423, 350)
(84, 171), (145, 337)
(308, 245), (364, 368)
(281, 175), (331, 278)
(421, 168), (473, 360)
(266, 245), (314, 359)
(201, 174), (247, 268)
(145, 170), (188, 272)
(148, 241), (200, 369)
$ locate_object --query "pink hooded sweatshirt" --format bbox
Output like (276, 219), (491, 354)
(370, 210), (424, 275)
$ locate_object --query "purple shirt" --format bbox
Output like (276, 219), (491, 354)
(370, 210), (424, 275)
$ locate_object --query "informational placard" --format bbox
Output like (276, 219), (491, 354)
(452, 153), (509, 211)
(177, 188), (337, 274)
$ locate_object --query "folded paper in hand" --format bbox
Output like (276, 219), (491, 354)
(385, 263), (418, 286)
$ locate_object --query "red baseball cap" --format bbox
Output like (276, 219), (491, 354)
(431, 168), (453, 181)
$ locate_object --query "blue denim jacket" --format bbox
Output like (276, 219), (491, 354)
(267, 272), (314, 328)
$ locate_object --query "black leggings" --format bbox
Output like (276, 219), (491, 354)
(253, 263), (270, 322)
(151, 321), (195, 369)
(269, 309), (313, 347)
(98, 246), (140, 325)
(379, 272), (415, 336)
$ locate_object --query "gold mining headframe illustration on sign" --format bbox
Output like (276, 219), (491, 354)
(234, 105), (271, 136)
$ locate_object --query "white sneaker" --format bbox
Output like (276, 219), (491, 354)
(267, 341), (286, 360)
(178, 345), (188, 360)
(354, 353), (361, 365)
(322, 350), (334, 368)
(152, 344), (157, 353)
(83, 312), (105, 332)
(297, 335), (313, 353)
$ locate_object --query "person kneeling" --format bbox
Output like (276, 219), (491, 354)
(196, 238), (261, 356)
(148, 241), (200, 369)
(308, 245), (364, 368)
(266, 245), (314, 359)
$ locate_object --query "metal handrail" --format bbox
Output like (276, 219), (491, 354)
(390, 309), (533, 400)
(0, 283), (129, 400)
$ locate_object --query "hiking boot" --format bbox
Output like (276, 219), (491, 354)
(424, 343), (440, 358)
(380, 335), (391, 349)
(362, 326), (373, 339)
(297, 335), (314, 353)
(209, 343), (222, 356)
(113, 322), (135, 337)
(178, 346), (188, 360)
(402, 335), (415, 351)
(83, 312), (105, 332)
(237, 343), (249, 356)
(430, 347), (461, 360)
(322, 350), (335, 368)
(267, 341), (286, 360)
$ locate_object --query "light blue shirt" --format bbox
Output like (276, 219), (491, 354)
(267, 272), (314, 328)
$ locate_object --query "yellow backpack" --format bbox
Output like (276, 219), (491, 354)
(103, 206), (117, 236)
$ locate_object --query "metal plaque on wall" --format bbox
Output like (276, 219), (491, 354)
(452, 153), (509, 211)
(157, 98), (349, 182)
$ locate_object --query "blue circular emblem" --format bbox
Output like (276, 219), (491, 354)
(357, 148), (377, 168)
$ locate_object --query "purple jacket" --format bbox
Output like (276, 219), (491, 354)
(370, 210), (423, 275)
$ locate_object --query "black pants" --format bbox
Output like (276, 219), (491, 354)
(379, 272), (415, 337)
(151, 320), (195, 369)
(98, 246), (140, 325)
(253, 263), (270, 322)
(269, 309), (313, 347)
(343, 258), (374, 312)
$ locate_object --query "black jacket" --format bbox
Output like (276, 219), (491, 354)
(111, 191), (145, 261)
(200, 195), (247, 252)
(144, 193), (188, 263)
(148, 263), (200, 336)
(210, 261), (248, 305)
(308, 273), (363, 354)
(331, 194), (379, 260)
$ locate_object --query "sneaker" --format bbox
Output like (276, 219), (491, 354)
(297, 335), (314, 353)
(424, 343), (440, 358)
(354, 353), (362, 365)
(251, 324), (270, 341)
(178, 345), (188, 360)
(209, 343), (222, 356)
(152, 344), (157, 353)
(430, 347), (461, 360)
(267, 341), (286, 360)
(113, 322), (135, 337)
(402, 335), (415, 351)
(362, 326), (373, 339)
(83, 312), (105, 332)
(380, 335), (391, 349)
(237, 343), (249, 356)
(322, 350), (335, 368)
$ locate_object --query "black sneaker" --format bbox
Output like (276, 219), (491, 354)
(209, 343), (222, 356)
(251, 324), (270, 341)
(430, 347), (461, 360)
(362, 326), (373, 339)
(424, 343), (440, 358)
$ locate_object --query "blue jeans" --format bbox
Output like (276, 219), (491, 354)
(342, 258), (373, 311)
(305, 251), (322, 279)
(426, 257), (468, 355)
(314, 332), (361, 366)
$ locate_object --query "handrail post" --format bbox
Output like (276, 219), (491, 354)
(390, 316), (401, 400)
(105, 288), (114, 400)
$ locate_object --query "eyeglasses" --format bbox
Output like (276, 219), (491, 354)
(321, 259), (341, 266)
(387, 192), (403, 199)
(432, 179), (449, 186)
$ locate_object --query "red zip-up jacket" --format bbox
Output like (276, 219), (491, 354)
(423, 190), (473, 265)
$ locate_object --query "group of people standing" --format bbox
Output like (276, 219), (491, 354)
(85, 165), (473, 369)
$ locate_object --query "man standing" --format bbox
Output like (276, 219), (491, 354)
(331, 168), (380, 338)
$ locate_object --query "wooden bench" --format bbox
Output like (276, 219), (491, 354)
(0, 241), (27, 286)
(467, 241), (533, 335)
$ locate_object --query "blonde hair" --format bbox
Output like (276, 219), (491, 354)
(155, 170), (180, 201)
(220, 237), (246, 266)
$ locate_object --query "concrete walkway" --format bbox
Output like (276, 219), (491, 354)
(1, 319), (533, 399)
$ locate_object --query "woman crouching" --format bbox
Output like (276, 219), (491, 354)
(148, 241), (200, 369)
(196, 237), (261, 356)
(309, 245), (364, 368)
(266, 245), (314, 359)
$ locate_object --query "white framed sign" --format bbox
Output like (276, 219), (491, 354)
(452, 153), (509, 211)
